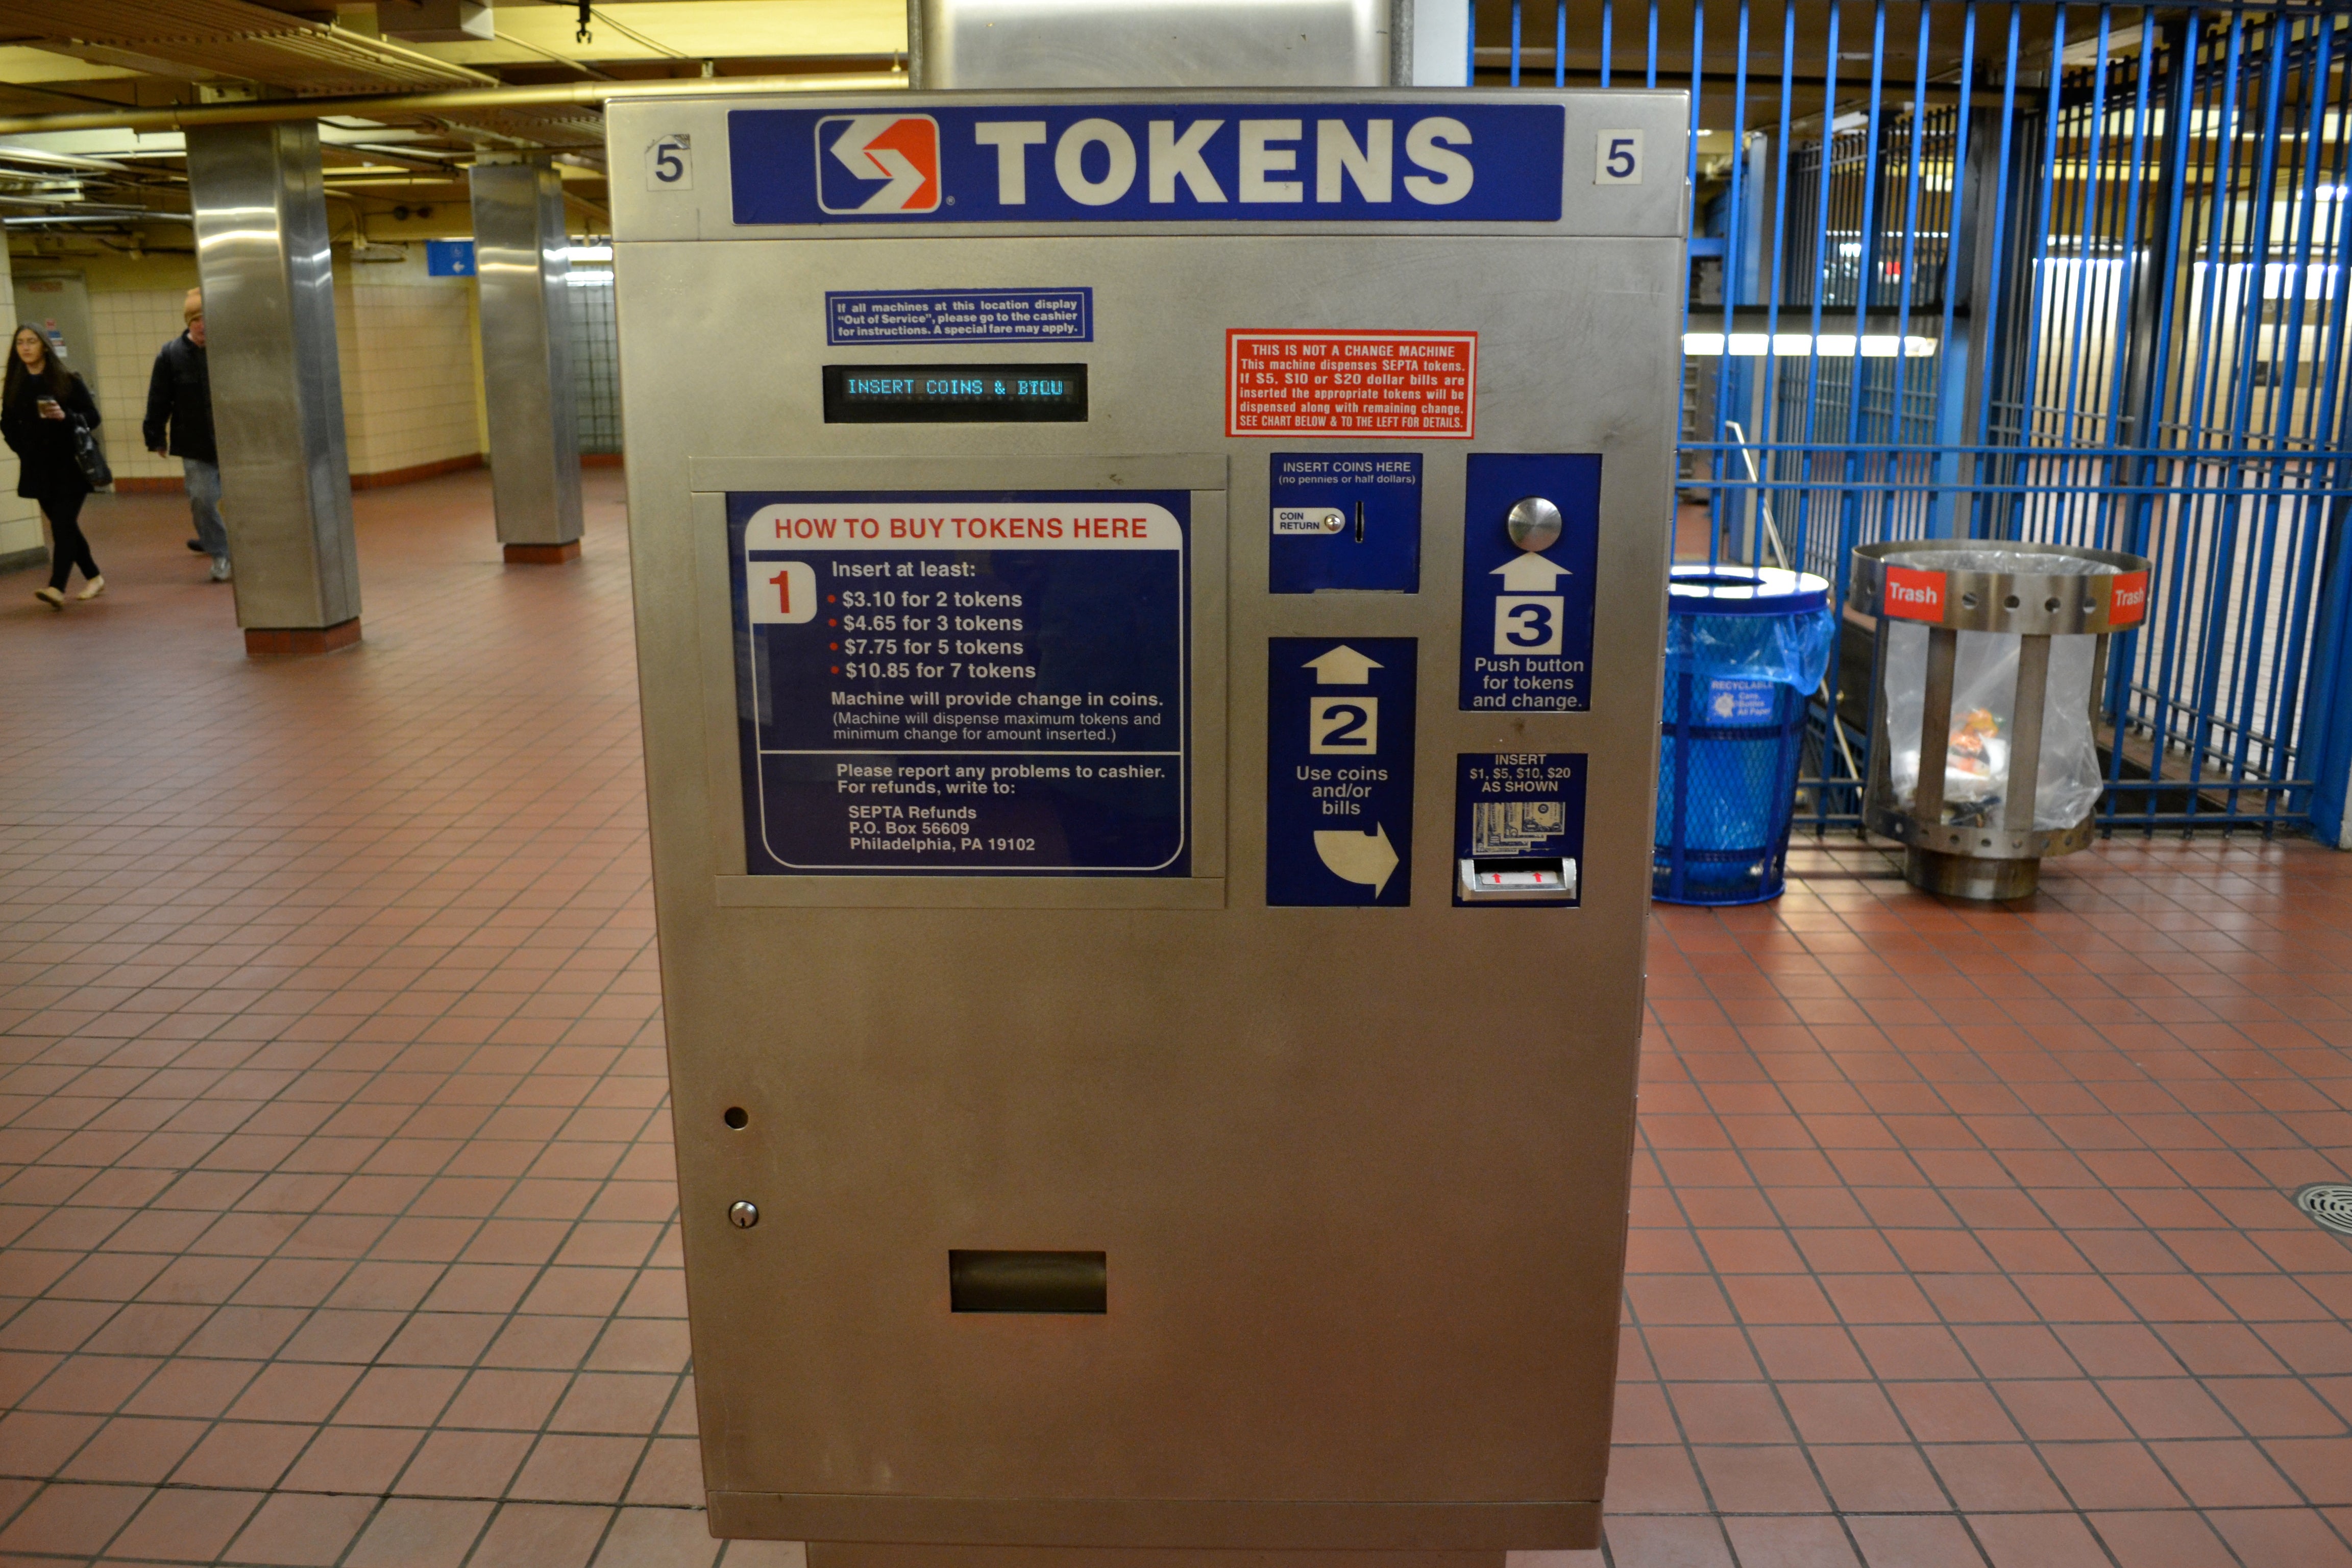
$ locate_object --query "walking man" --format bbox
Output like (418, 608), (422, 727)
(143, 288), (228, 581)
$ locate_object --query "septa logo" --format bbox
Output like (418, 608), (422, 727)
(1882, 566), (1946, 621)
(2107, 570), (2149, 627)
(816, 115), (941, 214)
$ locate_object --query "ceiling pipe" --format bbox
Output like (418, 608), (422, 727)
(0, 70), (906, 138)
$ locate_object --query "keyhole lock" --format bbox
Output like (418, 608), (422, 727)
(1507, 496), (1562, 553)
(728, 1200), (758, 1229)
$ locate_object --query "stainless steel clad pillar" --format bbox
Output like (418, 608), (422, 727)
(185, 121), (362, 658)
(470, 161), (585, 564)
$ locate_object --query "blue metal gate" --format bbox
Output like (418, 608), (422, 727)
(1471, 0), (2352, 838)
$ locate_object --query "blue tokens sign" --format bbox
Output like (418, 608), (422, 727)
(1458, 453), (1601, 712)
(1454, 752), (1586, 907)
(1266, 638), (1416, 906)
(729, 492), (1190, 875)
(1268, 452), (1422, 594)
(730, 104), (1567, 226)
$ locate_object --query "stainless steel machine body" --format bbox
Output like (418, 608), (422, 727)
(1848, 538), (2152, 900)
(610, 87), (1687, 1564)
(471, 161), (585, 558)
(186, 120), (361, 639)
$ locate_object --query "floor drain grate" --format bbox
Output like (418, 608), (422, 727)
(2295, 1184), (2352, 1237)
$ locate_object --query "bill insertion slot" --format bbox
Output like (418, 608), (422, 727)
(948, 1250), (1107, 1313)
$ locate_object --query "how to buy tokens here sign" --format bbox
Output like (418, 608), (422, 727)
(1227, 331), (1477, 437)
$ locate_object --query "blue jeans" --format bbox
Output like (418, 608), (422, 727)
(184, 457), (227, 563)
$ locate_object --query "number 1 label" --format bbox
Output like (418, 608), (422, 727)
(1596, 130), (1643, 185)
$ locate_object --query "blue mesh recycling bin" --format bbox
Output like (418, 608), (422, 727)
(1654, 565), (1836, 905)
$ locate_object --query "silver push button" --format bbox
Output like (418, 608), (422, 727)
(1506, 496), (1562, 552)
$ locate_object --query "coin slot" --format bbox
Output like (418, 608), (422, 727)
(723, 1107), (748, 1129)
(949, 1250), (1107, 1313)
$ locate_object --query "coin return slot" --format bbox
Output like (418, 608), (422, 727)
(949, 1251), (1107, 1314)
(1456, 856), (1577, 902)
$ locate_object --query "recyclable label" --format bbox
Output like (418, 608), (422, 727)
(1705, 678), (1778, 724)
(1265, 639), (1416, 905)
(1454, 753), (1586, 908)
(1227, 331), (1476, 437)
(1458, 453), (1601, 711)
(729, 492), (1188, 875)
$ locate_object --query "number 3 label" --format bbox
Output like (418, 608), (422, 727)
(646, 133), (693, 191)
(1596, 130), (1642, 185)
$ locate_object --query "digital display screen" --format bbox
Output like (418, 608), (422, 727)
(822, 363), (1088, 423)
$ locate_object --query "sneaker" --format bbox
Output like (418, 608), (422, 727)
(209, 558), (232, 582)
(185, 538), (205, 553)
(34, 586), (63, 609)
(76, 576), (104, 601)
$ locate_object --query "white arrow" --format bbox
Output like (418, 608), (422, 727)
(1492, 554), (1572, 592)
(1303, 645), (1383, 684)
(1315, 824), (1400, 896)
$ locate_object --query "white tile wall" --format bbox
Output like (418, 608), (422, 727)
(78, 247), (485, 492)
(0, 244), (41, 560)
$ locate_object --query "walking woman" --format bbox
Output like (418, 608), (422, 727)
(3, 325), (103, 608)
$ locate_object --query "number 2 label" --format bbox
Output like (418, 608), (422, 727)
(1596, 130), (1643, 185)
(647, 133), (693, 191)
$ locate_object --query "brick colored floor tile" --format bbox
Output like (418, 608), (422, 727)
(11, 483), (2352, 1565)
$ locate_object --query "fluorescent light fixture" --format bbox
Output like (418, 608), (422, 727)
(1682, 331), (1938, 358)
(561, 244), (612, 261)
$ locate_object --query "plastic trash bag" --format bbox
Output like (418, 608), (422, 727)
(1663, 603), (1837, 691)
(1882, 622), (2101, 830)
(1883, 548), (2121, 578)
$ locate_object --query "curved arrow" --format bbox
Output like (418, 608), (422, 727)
(1314, 823), (1399, 897)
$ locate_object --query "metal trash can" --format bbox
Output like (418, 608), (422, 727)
(1849, 539), (2152, 900)
(1654, 565), (1836, 905)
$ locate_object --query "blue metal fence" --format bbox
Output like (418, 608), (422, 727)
(1472, 0), (2352, 838)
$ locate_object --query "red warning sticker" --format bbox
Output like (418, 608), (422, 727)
(1226, 330), (1477, 438)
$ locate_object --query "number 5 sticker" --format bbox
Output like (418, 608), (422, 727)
(646, 133), (693, 191)
(1596, 130), (1642, 185)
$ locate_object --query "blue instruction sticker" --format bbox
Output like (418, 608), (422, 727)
(1266, 639), (1416, 906)
(1268, 452), (1422, 593)
(729, 492), (1189, 876)
(1454, 753), (1586, 907)
(826, 288), (1093, 345)
(1458, 454), (1601, 712)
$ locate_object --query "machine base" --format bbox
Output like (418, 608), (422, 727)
(504, 540), (582, 564)
(808, 1549), (1506, 1568)
(712, 1494), (1598, 1555)
(1905, 846), (2040, 901)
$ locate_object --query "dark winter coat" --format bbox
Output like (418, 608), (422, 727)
(142, 331), (215, 463)
(1, 370), (100, 500)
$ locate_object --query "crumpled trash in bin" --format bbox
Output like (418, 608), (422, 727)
(1882, 622), (2102, 830)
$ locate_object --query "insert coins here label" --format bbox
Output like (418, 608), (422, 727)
(729, 493), (1189, 875)
(1266, 639), (1416, 905)
(1228, 331), (1476, 437)
(1455, 753), (1586, 908)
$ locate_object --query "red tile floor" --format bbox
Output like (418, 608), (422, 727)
(1, 471), (2349, 1568)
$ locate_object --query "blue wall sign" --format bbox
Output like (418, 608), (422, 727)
(1268, 452), (1422, 594)
(425, 239), (475, 276)
(729, 492), (1190, 875)
(827, 287), (1093, 345)
(731, 104), (1567, 226)
(1266, 638), (1416, 906)
(1458, 453), (1601, 711)
(1454, 753), (1586, 907)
